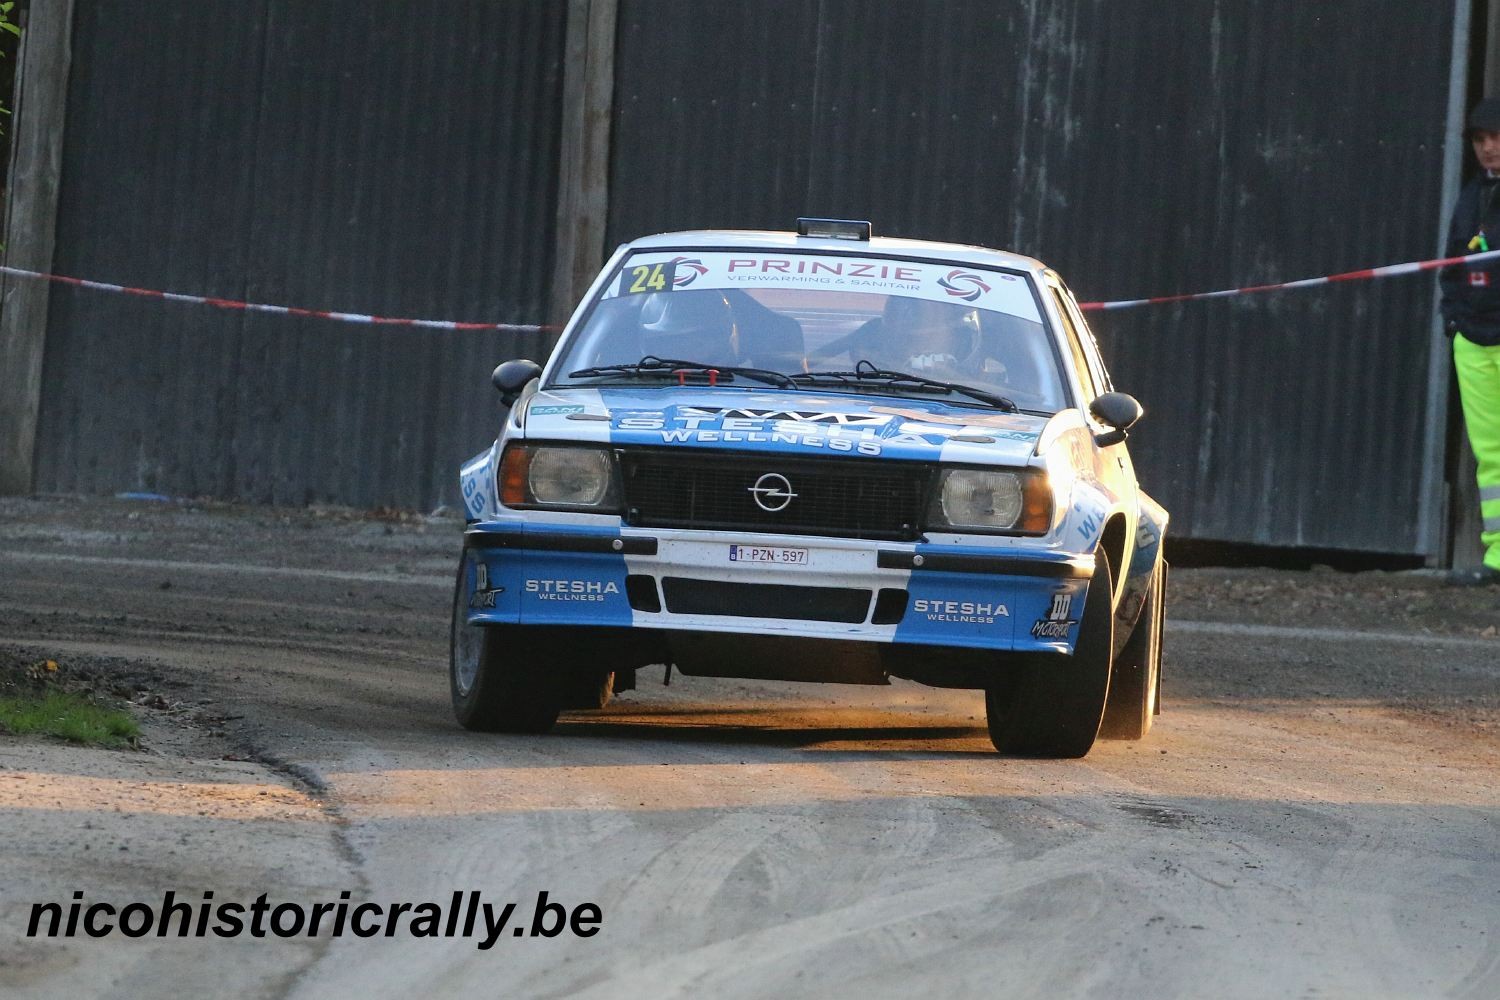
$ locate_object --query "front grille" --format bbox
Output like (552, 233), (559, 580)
(661, 578), (872, 622)
(619, 448), (932, 541)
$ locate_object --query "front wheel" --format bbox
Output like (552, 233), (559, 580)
(449, 563), (562, 733)
(985, 548), (1114, 758)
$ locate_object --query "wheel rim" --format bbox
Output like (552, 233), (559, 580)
(451, 579), (483, 696)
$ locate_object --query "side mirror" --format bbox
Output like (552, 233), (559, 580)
(1089, 391), (1143, 447)
(491, 359), (543, 406)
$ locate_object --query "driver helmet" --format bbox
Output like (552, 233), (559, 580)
(638, 290), (739, 361)
(880, 296), (980, 372)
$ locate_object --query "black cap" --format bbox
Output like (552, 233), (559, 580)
(1468, 98), (1500, 134)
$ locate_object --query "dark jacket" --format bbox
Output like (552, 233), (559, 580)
(1440, 175), (1500, 346)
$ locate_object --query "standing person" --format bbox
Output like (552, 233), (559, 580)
(1440, 98), (1500, 586)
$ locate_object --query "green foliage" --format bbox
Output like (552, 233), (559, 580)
(0, 691), (141, 747)
(0, 2), (16, 136)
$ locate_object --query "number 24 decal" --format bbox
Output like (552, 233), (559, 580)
(618, 260), (678, 296)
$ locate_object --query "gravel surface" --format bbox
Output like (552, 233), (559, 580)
(1, 495), (1497, 998)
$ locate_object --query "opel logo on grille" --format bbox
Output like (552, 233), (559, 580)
(748, 472), (797, 512)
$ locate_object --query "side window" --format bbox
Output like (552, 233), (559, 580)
(1049, 287), (1098, 404)
(1061, 289), (1113, 394)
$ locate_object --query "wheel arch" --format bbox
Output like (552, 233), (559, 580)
(1099, 512), (1130, 607)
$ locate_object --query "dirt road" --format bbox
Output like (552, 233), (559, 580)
(2, 497), (1498, 998)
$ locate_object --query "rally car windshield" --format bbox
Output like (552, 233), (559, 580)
(552, 250), (1068, 412)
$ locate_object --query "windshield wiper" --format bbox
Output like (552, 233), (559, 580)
(792, 359), (1017, 411)
(567, 356), (794, 388)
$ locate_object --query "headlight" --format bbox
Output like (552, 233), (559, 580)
(498, 445), (620, 511)
(927, 468), (1051, 534)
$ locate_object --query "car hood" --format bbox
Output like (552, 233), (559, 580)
(521, 385), (1050, 464)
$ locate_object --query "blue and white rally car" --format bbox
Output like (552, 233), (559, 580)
(452, 219), (1168, 757)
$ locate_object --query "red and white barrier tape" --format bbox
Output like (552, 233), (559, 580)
(1077, 247), (1500, 311)
(7, 246), (1498, 324)
(0, 263), (555, 333)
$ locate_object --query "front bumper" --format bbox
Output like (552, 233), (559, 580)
(461, 522), (1094, 654)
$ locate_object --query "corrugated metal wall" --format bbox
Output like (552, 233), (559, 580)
(609, 0), (1458, 553)
(36, 1), (1462, 552)
(35, 0), (565, 507)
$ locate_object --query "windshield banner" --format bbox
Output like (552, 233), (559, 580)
(603, 250), (1041, 322)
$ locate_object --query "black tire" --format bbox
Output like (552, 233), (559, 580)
(985, 548), (1114, 758)
(449, 563), (562, 733)
(1098, 560), (1165, 741)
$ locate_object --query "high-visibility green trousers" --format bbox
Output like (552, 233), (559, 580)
(1454, 333), (1500, 571)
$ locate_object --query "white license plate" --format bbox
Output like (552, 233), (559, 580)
(729, 544), (809, 565)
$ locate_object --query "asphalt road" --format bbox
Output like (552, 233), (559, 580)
(2, 497), (1498, 999)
